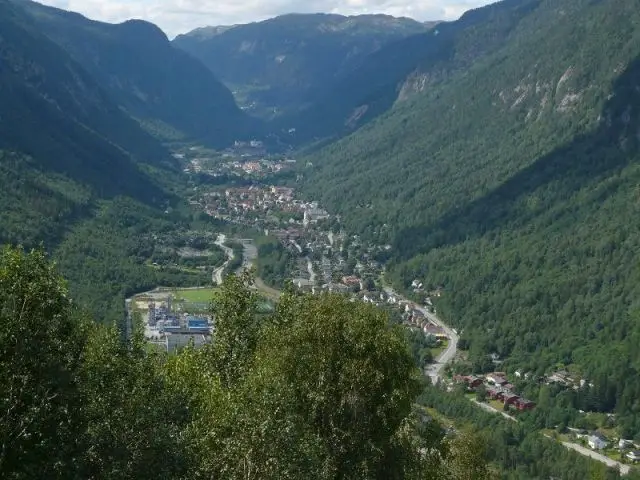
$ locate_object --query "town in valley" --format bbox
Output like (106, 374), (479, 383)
(127, 140), (639, 473)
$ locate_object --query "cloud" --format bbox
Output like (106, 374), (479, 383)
(35, 0), (493, 38)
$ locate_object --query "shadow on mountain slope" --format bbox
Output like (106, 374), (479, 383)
(394, 54), (640, 260)
(279, 0), (542, 145)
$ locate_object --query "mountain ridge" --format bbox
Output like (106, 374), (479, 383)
(0, 0), (176, 249)
(14, 0), (260, 147)
(173, 13), (431, 119)
(300, 0), (640, 428)
(279, 0), (543, 143)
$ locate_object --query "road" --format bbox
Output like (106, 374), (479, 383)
(235, 239), (281, 300)
(557, 440), (630, 475)
(383, 285), (459, 384)
(307, 258), (316, 284)
(472, 399), (517, 422)
(212, 234), (234, 286)
(239, 239), (257, 270)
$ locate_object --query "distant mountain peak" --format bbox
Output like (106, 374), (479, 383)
(118, 19), (169, 43)
(176, 24), (238, 40)
(173, 12), (429, 120)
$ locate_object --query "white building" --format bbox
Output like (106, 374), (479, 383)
(588, 434), (608, 450)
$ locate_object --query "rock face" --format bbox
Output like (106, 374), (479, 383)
(173, 13), (429, 119)
(278, 1), (543, 144)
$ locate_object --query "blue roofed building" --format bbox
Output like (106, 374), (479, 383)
(187, 316), (211, 334)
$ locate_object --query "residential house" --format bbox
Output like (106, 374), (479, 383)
(588, 434), (608, 450)
(454, 375), (483, 390)
(467, 376), (484, 389)
(487, 372), (508, 386)
(292, 278), (315, 291)
(514, 398), (535, 411)
(547, 370), (575, 386)
(503, 394), (520, 406)
(341, 276), (361, 287)
(626, 451), (640, 463)
(619, 439), (634, 450)
(487, 387), (503, 401)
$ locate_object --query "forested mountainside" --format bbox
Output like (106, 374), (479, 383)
(14, 0), (259, 146)
(173, 13), (429, 119)
(0, 0), (171, 247)
(302, 0), (640, 432)
(0, 1), (216, 320)
(280, 0), (542, 143)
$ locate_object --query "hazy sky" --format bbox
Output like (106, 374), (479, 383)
(36, 0), (494, 38)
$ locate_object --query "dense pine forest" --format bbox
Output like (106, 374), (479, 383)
(301, 0), (640, 434)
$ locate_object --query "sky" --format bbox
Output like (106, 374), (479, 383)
(36, 0), (494, 38)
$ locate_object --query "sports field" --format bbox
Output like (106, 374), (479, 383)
(174, 288), (218, 303)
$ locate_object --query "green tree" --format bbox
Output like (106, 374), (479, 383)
(78, 318), (188, 479)
(209, 271), (261, 387)
(256, 291), (424, 478)
(475, 384), (488, 402)
(0, 247), (87, 479)
(443, 432), (492, 480)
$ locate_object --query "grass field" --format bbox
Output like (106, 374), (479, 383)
(430, 340), (448, 359)
(174, 288), (219, 303)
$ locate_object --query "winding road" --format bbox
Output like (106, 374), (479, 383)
(307, 258), (316, 284)
(380, 284), (631, 474)
(383, 285), (459, 384)
(212, 234), (234, 285)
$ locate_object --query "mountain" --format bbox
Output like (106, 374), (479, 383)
(14, 0), (260, 146)
(302, 0), (640, 430)
(173, 13), (430, 119)
(0, 1), (213, 321)
(0, 0), (174, 246)
(184, 25), (239, 38)
(280, 0), (544, 144)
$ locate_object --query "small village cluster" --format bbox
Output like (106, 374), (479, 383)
(454, 372), (536, 411)
(200, 186), (325, 225)
(178, 141), (296, 179)
(169, 144), (640, 472)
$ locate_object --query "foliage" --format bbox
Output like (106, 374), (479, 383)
(0, 247), (87, 479)
(303, 0), (640, 432)
(0, 248), (483, 478)
(418, 386), (624, 480)
(255, 236), (296, 288)
(258, 291), (424, 477)
(78, 319), (188, 479)
(55, 198), (210, 323)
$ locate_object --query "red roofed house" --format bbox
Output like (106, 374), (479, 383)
(514, 398), (535, 411)
(503, 394), (520, 406)
(487, 387), (503, 400)
(487, 372), (508, 386)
